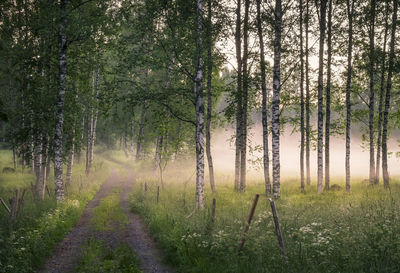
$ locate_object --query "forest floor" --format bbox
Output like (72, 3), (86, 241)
(39, 168), (174, 273)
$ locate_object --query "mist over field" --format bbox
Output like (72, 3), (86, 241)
(210, 125), (400, 180)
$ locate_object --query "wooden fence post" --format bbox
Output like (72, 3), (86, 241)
(0, 198), (10, 214)
(238, 194), (260, 253)
(269, 198), (287, 262)
(156, 186), (160, 203)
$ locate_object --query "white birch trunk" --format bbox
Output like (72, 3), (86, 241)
(195, 0), (205, 209)
(54, 0), (67, 200)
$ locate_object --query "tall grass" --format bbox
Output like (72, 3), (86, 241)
(130, 164), (400, 273)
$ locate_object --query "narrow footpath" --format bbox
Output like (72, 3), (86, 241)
(39, 169), (174, 273)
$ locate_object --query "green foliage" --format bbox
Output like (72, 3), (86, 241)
(130, 172), (400, 273)
(76, 239), (142, 273)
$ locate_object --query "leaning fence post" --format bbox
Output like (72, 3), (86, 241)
(0, 198), (10, 214)
(238, 194), (260, 253)
(156, 186), (160, 203)
(269, 198), (287, 262)
(144, 182), (148, 194)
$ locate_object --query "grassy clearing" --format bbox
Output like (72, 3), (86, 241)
(91, 187), (128, 231)
(130, 165), (400, 273)
(75, 239), (142, 273)
(0, 149), (111, 273)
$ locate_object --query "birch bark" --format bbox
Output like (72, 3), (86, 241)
(272, 0), (282, 198)
(195, 0), (205, 209)
(382, 0), (398, 188)
(256, 0), (271, 195)
(54, 0), (67, 200)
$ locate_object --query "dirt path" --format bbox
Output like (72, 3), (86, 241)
(120, 171), (175, 273)
(39, 169), (174, 273)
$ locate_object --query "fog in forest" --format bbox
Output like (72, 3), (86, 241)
(209, 125), (400, 181)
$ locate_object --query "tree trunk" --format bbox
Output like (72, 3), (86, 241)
(154, 135), (163, 170)
(41, 136), (48, 200)
(317, 0), (327, 194)
(136, 102), (147, 160)
(299, 0), (305, 191)
(66, 134), (75, 186)
(272, 0), (282, 199)
(54, 0), (67, 201)
(368, 0), (376, 185)
(194, 0), (205, 209)
(325, 0), (332, 190)
(86, 112), (92, 174)
(77, 116), (84, 164)
(375, 0), (389, 184)
(34, 134), (43, 201)
(305, 0), (311, 186)
(206, 0), (216, 194)
(382, 0), (398, 188)
(240, 0), (250, 193)
(89, 53), (100, 171)
(345, 0), (354, 192)
(256, 0), (271, 195)
(234, 0), (242, 192)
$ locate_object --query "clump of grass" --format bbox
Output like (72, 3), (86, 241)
(75, 239), (142, 273)
(130, 169), (400, 273)
(91, 188), (128, 231)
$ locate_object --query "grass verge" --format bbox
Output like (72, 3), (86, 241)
(130, 171), (400, 273)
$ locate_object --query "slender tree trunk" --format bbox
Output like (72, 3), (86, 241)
(12, 144), (17, 170)
(34, 134), (43, 201)
(382, 0), (398, 188)
(66, 134), (75, 186)
(86, 112), (92, 174)
(305, 0), (311, 186)
(154, 135), (163, 170)
(256, 0), (271, 195)
(375, 0), (389, 184)
(136, 102), (147, 160)
(89, 54), (100, 171)
(240, 0), (250, 193)
(130, 120), (135, 158)
(195, 0), (205, 209)
(54, 0), (67, 200)
(272, 0), (282, 199)
(77, 116), (84, 164)
(234, 0), (242, 191)
(345, 0), (354, 192)
(41, 136), (48, 199)
(206, 0), (216, 194)
(368, 0), (376, 185)
(299, 0), (305, 191)
(325, 0), (332, 190)
(317, 0), (327, 194)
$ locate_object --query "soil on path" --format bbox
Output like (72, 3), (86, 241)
(39, 169), (174, 273)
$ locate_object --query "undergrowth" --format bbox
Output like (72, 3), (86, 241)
(0, 149), (111, 273)
(130, 168), (400, 273)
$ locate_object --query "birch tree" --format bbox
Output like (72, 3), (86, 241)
(194, 0), (205, 209)
(272, 0), (282, 198)
(382, 0), (398, 188)
(345, 0), (354, 192)
(54, 0), (67, 201)
(316, 0), (327, 194)
(256, 0), (271, 195)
